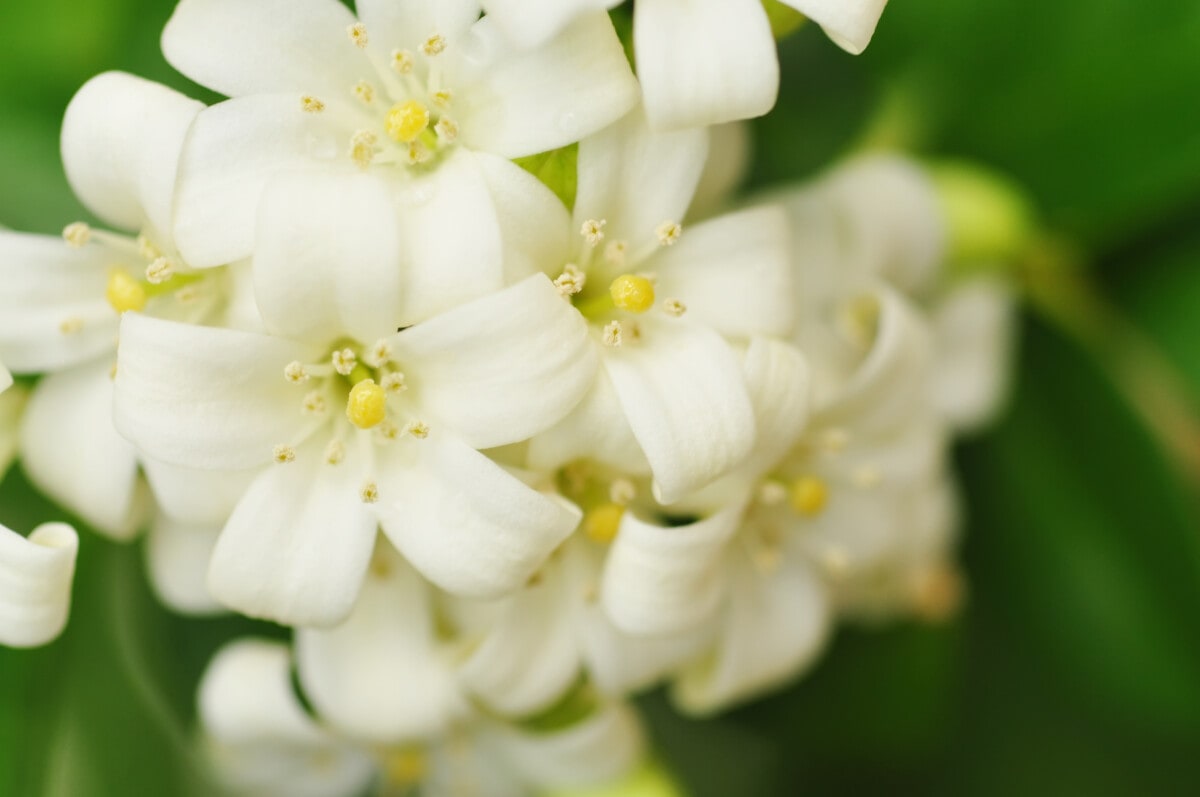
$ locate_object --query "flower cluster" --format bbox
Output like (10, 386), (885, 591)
(0, 0), (1019, 793)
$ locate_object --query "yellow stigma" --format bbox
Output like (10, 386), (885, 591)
(346, 379), (388, 429)
(385, 101), (430, 143)
(789, 476), (829, 517)
(609, 274), (656, 314)
(106, 270), (147, 314)
(583, 503), (625, 544)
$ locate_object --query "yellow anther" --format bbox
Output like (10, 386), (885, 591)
(580, 219), (606, 246)
(347, 22), (368, 48)
(62, 222), (91, 248)
(144, 257), (174, 285)
(432, 90), (452, 108)
(422, 34), (446, 56)
(601, 321), (623, 347)
(609, 274), (656, 314)
(656, 220), (683, 246)
(789, 476), (829, 517)
(301, 391), (327, 415)
(106, 270), (147, 314)
(346, 379), (388, 429)
(662, 298), (687, 317)
(406, 141), (431, 165)
(385, 749), (427, 786)
(301, 95), (325, 113)
(404, 420), (430, 439)
(392, 49), (415, 74)
(553, 264), (586, 297)
(583, 503), (625, 544)
(350, 130), (378, 169)
(385, 100), (430, 143)
(332, 348), (357, 376)
(360, 481), (379, 504)
(273, 444), (297, 464)
(352, 81), (375, 105)
(434, 117), (458, 142)
(381, 372), (407, 393)
(136, 233), (161, 260)
(284, 361), (309, 383)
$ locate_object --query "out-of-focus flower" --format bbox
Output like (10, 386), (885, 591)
(0, 363), (26, 480)
(161, 0), (639, 269)
(0, 520), (78, 648)
(479, 0), (890, 129)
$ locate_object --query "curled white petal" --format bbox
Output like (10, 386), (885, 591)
(0, 522), (78, 648)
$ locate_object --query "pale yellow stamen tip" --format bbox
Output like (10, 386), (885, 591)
(332, 348), (357, 376)
(601, 321), (623, 347)
(757, 480), (788, 506)
(350, 130), (378, 169)
(662, 298), (687, 317)
(284, 361), (309, 383)
(324, 439), (346, 465)
(364, 339), (392, 367)
(406, 141), (431, 165)
(144, 257), (174, 285)
(348, 22), (368, 48)
(273, 444), (296, 464)
(580, 219), (606, 246)
(404, 420), (429, 439)
(137, 233), (161, 260)
(386, 100), (430, 143)
(346, 379), (388, 429)
(360, 481), (379, 504)
(433, 90), (452, 108)
(301, 95), (325, 113)
(392, 49), (415, 74)
(302, 391), (327, 416)
(381, 372), (407, 393)
(553, 264), (586, 297)
(789, 476), (829, 517)
(376, 419), (400, 441)
(106, 270), (147, 314)
(351, 81), (375, 105)
(434, 117), (458, 142)
(421, 34), (446, 56)
(605, 240), (628, 265)
(59, 317), (84, 336)
(609, 274), (656, 314)
(609, 478), (636, 505)
(63, 222), (91, 248)
(656, 220), (682, 246)
(583, 503), (625, 544)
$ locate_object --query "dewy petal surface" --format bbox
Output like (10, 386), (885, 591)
(393, 274), (597, 450)
(454, 13), (640, 158)
(782, 0), (889, 54)
(207, 440), (378, 627)
(603, 318), (756, 503)
(19, 360), (146, 539)
(0, 522), (78, 648)
(296, 548), (464, 742)
(162, 0), (366, 99)
(634, 0), (779, 130)
(377, 433), (580, 598)
(62, 71), (203, 238)
(114, 313), (326, 471)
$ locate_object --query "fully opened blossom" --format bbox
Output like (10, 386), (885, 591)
(114, 267), (596, 626)
(161, 0), (639, 271)
(479, 0), (890, 129)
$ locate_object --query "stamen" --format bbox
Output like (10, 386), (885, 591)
(403, 420), (430, 439)
(604, 240), (628, 265)
(662, 298), (687, 317)
(364, 339), (393, 367)
(301, 95), (326, 113)
(376, 420), (400, 441)
(757, 480), (788, 506)
(391, 49), (415, 74)
(609, 274), (656, 314)
(609, 478), (636, 505)
(347, 22), (369, 48)
(385, 100), (431, 143)
(324, 439), (346, 465)
(106, 270), (147, 314)
(62, 222), (91, 248)
(381, 372), (407, 393)
(406, 141), (432, 165)
(580, 219), (606, 246)
(272, 444), (297, 464)
(434, 117), (458, 142)
(601, 321), (623, 347)
(350, 130), (378, 169)
(137, 234), (161, 261)
(432, 90), (452, 109)
(553, 264), (586, 297)
(582, 503), (624, 544)
(144, 257), (175, 285)
(655, 221), (682, 246)
(789, 476), (829, 517)
(346, 379), (388, 429)
(360, 481), (379, 504)
(284, 361), (310, 384)
(351, 81), (375, 105)
(332, 348), (358, 376)
(301, 391), (327, 416)
(59, 317), (84, 336)
(421, 34), (446, 56)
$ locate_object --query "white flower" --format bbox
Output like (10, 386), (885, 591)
(161, 0), (639, 269)
(0, 520), (78, 648)
(113, 272), (596, 627)
(524, 110), (798, 503)
(480, 0), (889, 129)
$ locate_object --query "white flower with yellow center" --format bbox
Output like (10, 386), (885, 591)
(0, 72), (248, 540)
(479, 0), (889, 129)
(524, 110), (797, 504)
(113, 252), (597, 626)
(160, 0), (639, 272)
(0, 519), (79, 648)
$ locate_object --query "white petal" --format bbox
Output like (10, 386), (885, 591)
(254, 171), (404, 344)
(208, 440), (377, 626)
(601, 502), (744, 635)
(930, 278), (1016, 433)
(673, 551), (830, 714)
(142, 457), (258, 526)
(0, 363), (10, 393)
(476, 152), (573, 285)
(574, 110), (708, 251)
(527, 367), (649, 475)
(603, 319), (756, 503)
(146, 513), (223, 615)
(171, 95), (340, 267)
(479, 0), (618, 48)
(783, 0), (889, 54)
(0, 381), (25, 480)
(690, 121), (753, 220)
(652, 205), (794, 339)
(296, 547), (465, 742)
(357, 0), (481, 52)
(634, 0), (778, 130)
(113, 313), (324, 470)
(393, 274), (597, 449)
(457, 562), (581, 716)
(162, 0), (367, 98)
(0, 231), (116, 373)
(199, 639), (376, 797)
(486, 701), (645, 789)
(0, 522), (78, 648)
(377, 432), (580, 598)
(454, 13), (640, 157)
(62, 72), (203, 237)
(19, 360), (147, 539)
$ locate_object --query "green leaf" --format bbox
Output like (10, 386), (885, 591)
(514, 144), (579, 212)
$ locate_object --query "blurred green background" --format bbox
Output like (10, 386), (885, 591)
(2, 0), (1200, 795)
